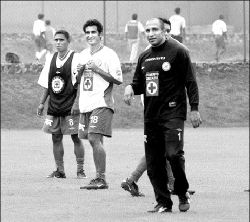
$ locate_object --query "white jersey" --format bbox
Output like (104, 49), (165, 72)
(212, 19), (227, 35)
(169, 14), (186, 36)
(78, 46), (122, 113)
(38, 50), (78, 88)
(33, 19), (46, 36)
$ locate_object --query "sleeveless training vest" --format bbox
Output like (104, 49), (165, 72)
(127, 21), (139, 39)
(47, 52), (77, 117)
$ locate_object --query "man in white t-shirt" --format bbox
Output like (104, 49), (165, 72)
(32, 14), (46, 62)
(44, 20), (56, 62)
(77, 19), (123, 190)
(212, 14), (227, 62)
(125, 13), (145, 63)
(169, 7), (186, 43)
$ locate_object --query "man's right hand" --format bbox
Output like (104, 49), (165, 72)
(37, 104), (44, 116)
(124, 85), (134, 106)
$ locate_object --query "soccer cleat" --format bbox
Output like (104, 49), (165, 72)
(121, 178), (145, 197)
(80, 178), (108, 190)
(178, 192), (191, 212)
(147, 203), (172, 213)
(77, 169), (87, 179)
(47, 169), (66, 178)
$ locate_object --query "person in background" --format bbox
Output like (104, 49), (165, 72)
(44, 20), (56, 61)
(32, 13), (46, 62)
(124, 17), (202, 213)
(37, 30), (86, 179)
(169, 7), (186, 43)
(125, 13), (145, 64)
(77, 19), (123, 190)
(212, 14), (227, 62)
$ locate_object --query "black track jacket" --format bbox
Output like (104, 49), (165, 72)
(130, 38), (199, 122)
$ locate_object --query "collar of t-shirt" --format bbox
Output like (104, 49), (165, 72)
(151, 40), (167, 51)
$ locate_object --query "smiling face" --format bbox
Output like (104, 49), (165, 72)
(54, 33), (69, 53)
(84, 26), (101, 46)
(145, 18), (166, 47)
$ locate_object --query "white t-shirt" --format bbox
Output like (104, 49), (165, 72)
(33, 19), (46, 36)
(38, 50), (78, 88)
(78, 46), (123, 113)
(212, 19), (227, 35)
(169, 14), (186, 36)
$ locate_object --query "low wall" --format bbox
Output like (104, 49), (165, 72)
(1, 61), (249, 75)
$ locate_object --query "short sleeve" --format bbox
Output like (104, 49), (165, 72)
(138, 22), (145, 32)
(37, 55), (52, 88)
(107, 50), (123, 83)
(182, 17), (186, 28)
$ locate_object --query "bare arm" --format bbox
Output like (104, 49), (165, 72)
(37, 88), (49, 116)
(86, 60), (122, 85)
(71, 85), (80, 115)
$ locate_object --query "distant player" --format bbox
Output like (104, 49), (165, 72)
(169, 7), (186, 43)
(32, 13), (46, 62)
(212, 14), (227, 62)
(125, 13), (145, 63)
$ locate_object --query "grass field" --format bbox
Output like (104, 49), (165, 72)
(1, 33), (249, 64)
(1, 128), (249, 222)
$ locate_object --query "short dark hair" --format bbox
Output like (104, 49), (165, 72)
(158, 17), (171, 30)
(219, 14), (224, 19)
(132, 13), (138, 20)
(83, 19), (103, 34)
(54, 30), (71, 42)
(45, 20), (51, 25)
(38, 13), (44, 19)
(156, 18), (165, 30)
(175, 7), (180, 14)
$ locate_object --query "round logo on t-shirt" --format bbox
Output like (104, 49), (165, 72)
(51, 76), (65, 94)
(162, 62), (171, 71)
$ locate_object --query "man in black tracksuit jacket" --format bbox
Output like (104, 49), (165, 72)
(124, 18), (202, 213)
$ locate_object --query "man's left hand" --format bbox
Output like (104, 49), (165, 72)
(190, 111), (202, 128)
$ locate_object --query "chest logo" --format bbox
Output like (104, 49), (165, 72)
(51, 76), (65, 94)
(83, 70), (93, 91)
(146, 72), (159, 96)
(162, 62), (171, 71)
(146, 81), (158, 96)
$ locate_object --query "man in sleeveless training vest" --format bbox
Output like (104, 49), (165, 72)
(125, 13), (145, 63)
(37, 30), (86, 179)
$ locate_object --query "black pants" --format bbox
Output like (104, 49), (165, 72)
(144, 118), (189, 208)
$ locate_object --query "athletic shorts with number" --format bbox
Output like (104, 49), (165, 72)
(78, 107), (113, 139)
(42, 115), (79, 135)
